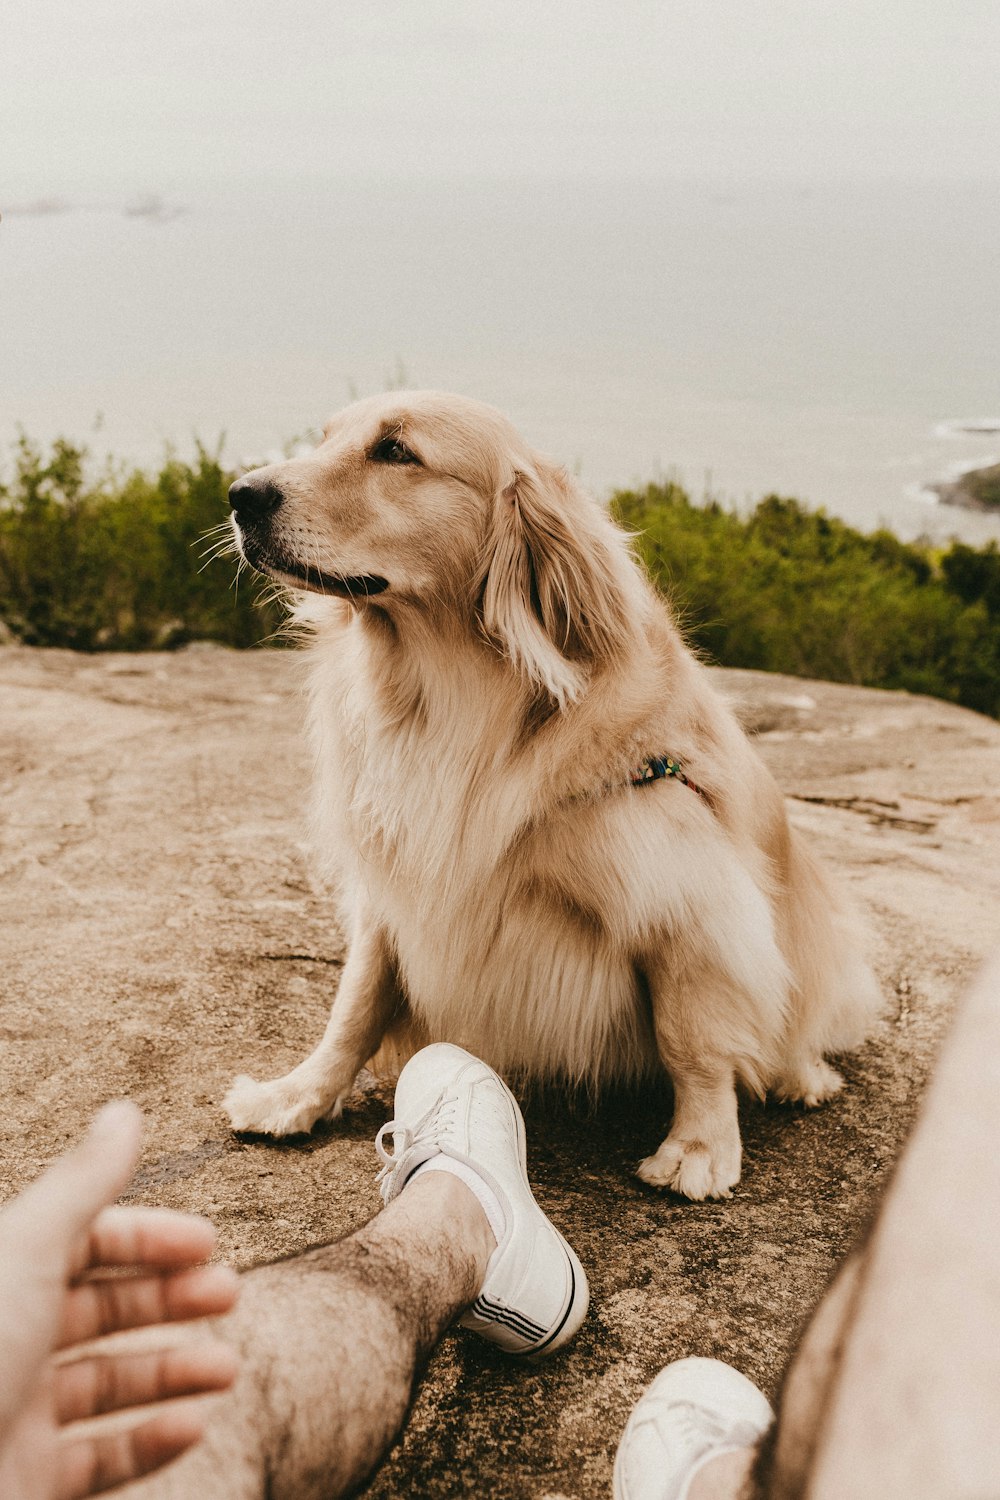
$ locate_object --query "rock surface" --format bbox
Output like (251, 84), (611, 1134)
(2, 644), (999, 1498)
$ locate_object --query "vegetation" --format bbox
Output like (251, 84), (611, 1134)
(613, 485), (1000, 718)
(1, 437), (999, 718)
(0, 436), (282, 649)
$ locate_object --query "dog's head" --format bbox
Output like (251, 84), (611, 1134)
(229, 390), (638, 704)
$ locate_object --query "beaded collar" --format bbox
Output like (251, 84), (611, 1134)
(630, 754), (707, 802)
(567, 754), (709, 810)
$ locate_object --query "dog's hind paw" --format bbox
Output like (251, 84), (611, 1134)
(636, 1135), (740, 1202)
(772, 1059), (844, 1109)
(223, 1073), (329, 1136)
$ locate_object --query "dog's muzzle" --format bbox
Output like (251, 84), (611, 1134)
(228, 475), (389, 599)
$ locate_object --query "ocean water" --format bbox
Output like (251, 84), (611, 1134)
(2, 175), (999, 543)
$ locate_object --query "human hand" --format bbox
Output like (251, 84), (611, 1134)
(0, 1102), (240, 1499)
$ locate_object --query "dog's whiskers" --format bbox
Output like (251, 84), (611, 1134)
(230, 552), (250, 600)
(310, 536), (330, 597)
(196, 521), (240, 573)
(197, 540), (238, 572)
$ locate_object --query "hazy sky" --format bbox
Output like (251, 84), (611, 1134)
(4, 0), (999, 194)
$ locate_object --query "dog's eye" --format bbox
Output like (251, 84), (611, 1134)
(370, 436), (421, 466)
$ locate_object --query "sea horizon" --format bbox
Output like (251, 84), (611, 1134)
(3, 173), (999, 545)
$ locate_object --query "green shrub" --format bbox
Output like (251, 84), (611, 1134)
(613, 485), (1000, 718)
(1, 437), (998, 720)
(0, 436), (282, 649)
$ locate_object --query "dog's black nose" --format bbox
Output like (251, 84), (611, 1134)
(228, 476), (284, 521)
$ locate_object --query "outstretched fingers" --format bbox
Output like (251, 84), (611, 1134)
(56, 1401), (214, 1500)
(54, 1341), (239, 1424)
(73, 1206), (220, 1279)
(60, 1264), (241, 1349)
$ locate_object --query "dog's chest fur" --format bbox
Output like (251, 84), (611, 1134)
(309, 644), (656, 1086)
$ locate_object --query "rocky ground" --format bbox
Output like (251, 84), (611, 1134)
(2, 644), (999, 1498)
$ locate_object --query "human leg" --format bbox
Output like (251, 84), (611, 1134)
(797, 947), (1000, 1498)
(615, 948), (1000, 1500)
(127, 1043), (588, 1499)
(122, 1169), (494, 1500)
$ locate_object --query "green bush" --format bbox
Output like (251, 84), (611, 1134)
(612, 485), (1000, 718)
(1, 437), (998, 720)
(0, 436), (281, 649)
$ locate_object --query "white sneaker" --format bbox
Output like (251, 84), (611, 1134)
(374, 1043), (589, 1359)
(613, 1357), (774, 1500)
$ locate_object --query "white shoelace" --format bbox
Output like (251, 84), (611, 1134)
(374, 1093), (459, 1199)
(635, 1398), (749, 1451)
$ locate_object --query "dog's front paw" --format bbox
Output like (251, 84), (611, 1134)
(224, 1073), (332, 1136)
(637, 1135), (741, 1201)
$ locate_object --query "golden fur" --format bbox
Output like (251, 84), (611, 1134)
(223, 391), (881, 1199)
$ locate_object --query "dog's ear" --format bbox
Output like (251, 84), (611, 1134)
(479, 460), (631, 707)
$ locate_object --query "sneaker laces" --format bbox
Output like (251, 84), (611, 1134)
(633, 1398), (733, 1447)
(374, 1092), (459, 1202)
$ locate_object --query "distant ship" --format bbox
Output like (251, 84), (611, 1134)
(937, 417), (1000, 436)
(123, 194), (184, 223)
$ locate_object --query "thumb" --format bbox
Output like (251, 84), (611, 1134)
(0, 1103), (144, 1440)
(0, 1102), (144, 1265)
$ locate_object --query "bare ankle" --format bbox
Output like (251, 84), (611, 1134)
(688, 1445), (757, 1500)
(391, 1169), (497, 1287)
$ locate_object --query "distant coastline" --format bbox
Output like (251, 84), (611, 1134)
(4, 179), (1000, 545)
(931, 458), (1000, 512)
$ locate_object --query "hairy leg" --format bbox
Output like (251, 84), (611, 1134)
(120, 1172), (494, 1500)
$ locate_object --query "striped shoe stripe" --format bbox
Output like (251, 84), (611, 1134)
(472, 1308), (542, 1345)
(472, 1295), (548, 1342)
(472, 1300), (546, 1341)
(475, 1293), (548, 1338)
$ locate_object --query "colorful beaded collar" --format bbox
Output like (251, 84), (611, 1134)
(630, 754), (707, 803)
(568, 754), (709, 809)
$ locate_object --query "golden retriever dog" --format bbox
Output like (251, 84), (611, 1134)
(223, 390), (881, 1200)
